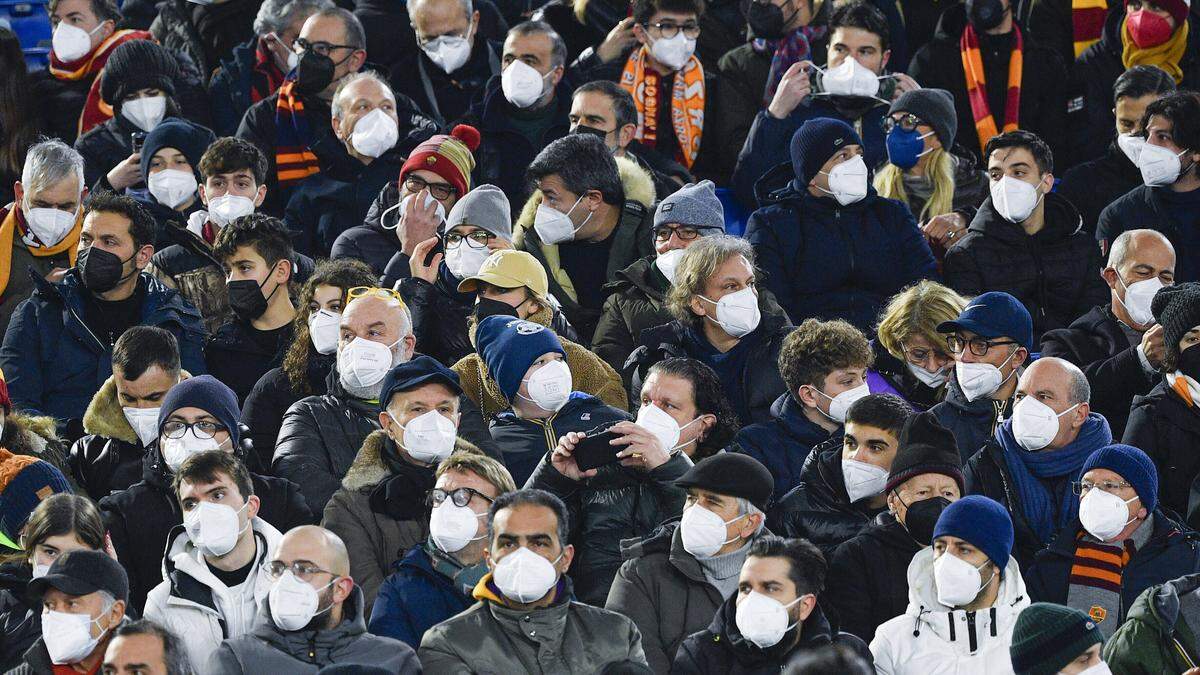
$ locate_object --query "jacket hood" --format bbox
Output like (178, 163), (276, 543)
(2, 412), (60, 460)
(513, 155), (657, 235)
(341, 429), (478, 492)
(969, 192), (1085, 243)
(932, 2), (970, 42)
(32, 270), (204, 332)
(771, 393), (837, 447)
(1127, 571), (1200, 636)
(83, 372), (193, 444)
(161, 517), (282, 605)
(606, 255), (667, 300)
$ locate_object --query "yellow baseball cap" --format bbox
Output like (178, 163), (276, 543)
(457, 249), (550, 297)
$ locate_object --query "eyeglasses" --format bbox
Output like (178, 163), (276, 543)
(946, 335), (1019, 357)
(653, 225), (702, 242)
(262, 560), (337, 582)
(413, 27), (470, 48)
(1072, 480), (1134, 496)
(293, 37), (358, 57)
(644, 20), (701, 39)
(427, 487), (495, 508)
(902, 344), (950, 364)
(883, 114), (925, 134)
(161, 420), (226, 440)
(347, 286), (406, 305)
(403, 175), (457, 201)
(445, 230), (494, 250)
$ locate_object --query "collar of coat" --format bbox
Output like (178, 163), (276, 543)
(82, 371), (193, 445)
(341, 429), (479, 492)
(2, 411), (59, 460)
(161, 518), (283, 610)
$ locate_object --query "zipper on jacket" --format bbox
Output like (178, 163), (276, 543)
(966, 611), (978, 653)
(832, 209), (858, 278)
(1026, 238), (1048, 320)
(1173, 633), (1198, 669)
(532, 416), (559, 453)
(307, 635), (317, 662)
(65, 299), (106, 351)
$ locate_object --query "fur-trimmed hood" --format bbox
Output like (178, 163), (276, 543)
(341, 430), (481, 492)
(3, 411), (62, 461)
(82, 372), (193, 445)
(512, 155), (656, 235)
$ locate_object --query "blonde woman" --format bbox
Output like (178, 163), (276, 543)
(873, 280), (969, 410)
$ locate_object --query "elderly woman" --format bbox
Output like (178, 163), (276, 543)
(872, 280), (969, 410)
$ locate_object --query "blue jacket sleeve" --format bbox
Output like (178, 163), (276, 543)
(745, 208), (798, 324)
(0, 296), (47, 418)
(175, 321), (208, 377)
(889, 201), (939, 284)
(369, 576), (422, 649)
(732, 111), (799, 209)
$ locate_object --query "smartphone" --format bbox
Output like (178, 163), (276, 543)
(130, 132), (147, 153)
(423, 237), (444, 267)
(572, 423), (622, 472)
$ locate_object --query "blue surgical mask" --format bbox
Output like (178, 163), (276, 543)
(886, 127), (934, 170)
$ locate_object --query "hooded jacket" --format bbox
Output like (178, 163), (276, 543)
(143, 518), (283, 669)
(930, 375), (1014, 465)
(735, 393), (838, 502)
(826, 512), (923, 644)
(206, 38), (262, 137)
(1103, 572), (1200, 675)
(870, 547), (1031, 674)
(1124, 380), (1200, 524)
(943, 192), (1109, 343)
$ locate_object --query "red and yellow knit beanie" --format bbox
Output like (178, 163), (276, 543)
(399, 124), (482, 198)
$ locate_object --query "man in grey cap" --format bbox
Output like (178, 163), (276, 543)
(604, 452), (774, 673)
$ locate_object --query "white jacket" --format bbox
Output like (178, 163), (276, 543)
(870, 547), (1031, 675)
(143, 517), (282, 670)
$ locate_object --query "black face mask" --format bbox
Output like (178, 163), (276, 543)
(474, 296), (520, 322)
(1179, 345), (1200, 380)
(295, 51), (336, 96)
(967, 0), (1008, 31)
(228, 262), (283, 323)
(901, 496), (952, 546)
(77, 245), (135, 293)
(572, 124), (609, 140)
(747, 0), (787, 40)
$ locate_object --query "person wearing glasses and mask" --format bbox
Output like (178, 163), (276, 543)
(1025, 444), (1200, 639)
(207, 525), (418, 672)
(872, 281), (969, 411)
(100, 375), (312, 613)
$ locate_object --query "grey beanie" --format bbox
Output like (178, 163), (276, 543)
(444, 184), (512, 242)
(889, 88), (958, 149)
(653, 180), (725, 232)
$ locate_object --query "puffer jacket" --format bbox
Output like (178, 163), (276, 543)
(735, 393), (838, 503)
(929, 374), (1014, 464)
(943, 192), (1108, 343)
(330, 180), (402, 277)
(368, 544), (478, 650)
(1123, 380), (1200, 524)
(240, 356), (333, 471)
(69, 375), (172, 500)
(745, 183), (938, 335)
(150, 0), (257, 81)
(0, 562), (37, 672)
(870, 548), (1031, 674)
(770, 437), (884, 555)
(1057, 139), (1142, 235)
(1103, 573), (1200, 675)
(207, 38), (259, 137)
(143, 519), (282, 670)
(525, 445), (692, 606)
(205, 585), (419, 674)
(827, 512), (923, 644)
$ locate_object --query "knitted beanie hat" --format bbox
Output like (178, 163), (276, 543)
(445, 185), (513, 243)
(1151, 282), (1200, 367)
(886, 411), (964, 493)
(932, 495), (1014, 575)
(653, 180), (725, 233)
(0, 450), (72, 543)
(475, 316), (567, 402)
(400, 124), (481, 198)
(1081, 444), (1158, 513)
(889, 88), (958, 148)
(158, 375), (242, 447)
(1010, 603), (1104, 675)
(1125, 0), (1190, 30)
(790, 117), (863, 188)
(139, 117), (217, 185)
(100, 39), (179, 107)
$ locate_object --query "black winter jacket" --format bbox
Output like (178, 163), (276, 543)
(735, 393), (839, 503)
(826, 512), (921, 644)
(330, 180), (402, 277)
(929, 375), (1014, 464)
(1124, 380), (1200, 526)
(205, 320), (294, 407)
(0, 562), (37, 672)
(1097, 184), (1200, 283)
(489, 393), (630, 487)
(1056, 140), (1141, 235)
(240, 355), (333, 471)
(355, 0), (508, 74)
(387, 38), (501, 126)
(397, 267), (479, 368)
(67, 376), (150, 500)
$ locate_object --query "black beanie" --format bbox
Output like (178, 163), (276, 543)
(100, 39), (179, 107)
(885, 411), (964, 493)
(789, 117), (863, 189)
(1151, 281), (1200, 366)
(889, 88), (958, 149)
(139, 117), (216, 185)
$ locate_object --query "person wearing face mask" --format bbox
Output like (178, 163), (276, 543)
(929, 291), (1034, 462)
(134, 118), (218, 242)
(772, 394), (911, 555)
(1025, 444), (1200, 638)
(746, 118), (937, 334)
(418, 489), (649, 671)
(323, 357), (484, 608)
(207, 525), (418, 672)
(632, 357), (740, 461)
(871, 495), (1030, 673)
(965, 358), (1115, 572)
(1010, 602), (1110, 675)
(944, 131), (1109, 343)
(369, 453), (516, 648)
(673, 535), (872, 672)
(100, 375), (312, 613)
(16, 550), (130, 675)
(0, 193), (207, 435)
(604, 453), (773, 672)
(1098, 92), (1200, 283)
(826, 411), (965, 644)
(1042, 229), (1175, 438)
(873, 281), (970, 411)
(143, 451), (283, 671)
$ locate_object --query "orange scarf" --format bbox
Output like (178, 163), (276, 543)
(961, 23), (1023, 157)
(1121, 17), (1188, 83)
(619, 47), (705, 170)
(0, 204), (80, 299)
(274, 80), (322, 186)
(48, 29), (154, 137)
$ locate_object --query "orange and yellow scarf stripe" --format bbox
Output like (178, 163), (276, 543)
(0, 204), (80, 300)
(619, 46), (706, 170)
(273, 80), (321, 186)
(961, 22), (1023, 157)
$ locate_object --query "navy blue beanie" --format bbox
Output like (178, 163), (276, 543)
(139, 117), (216, 186)
(932, 495), (1014, 575)
(475, 315), (567, 402)
(1081, 444), (1158, 514)
(157, 375), (241, 447)
(0, 450), (72, 543)
(790, 117), (864, 188)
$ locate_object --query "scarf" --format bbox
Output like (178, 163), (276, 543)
(1168, 371), (1200, 407)
(48, 29), (154, 137)
(1122, 17), (1189, 83)
(998, 414), (1113, 546)
(756, 25), (826, 106)
(0, 205), (80, 299)
(619, 46), (705, 169)
(960, 23), (1023, 157)
(273, 79), (321, 186)
(251, 35), (288, 104)
(1066, 515), (1153, 638)
(1072, 0), (1109, 56)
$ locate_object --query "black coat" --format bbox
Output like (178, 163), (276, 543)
(0, 562), (37, 672)
(1124, 380), (1200, 525)
(929, 375), (1013, 464)
(66, 376), (150, 501)
(964, 438), (1060, 573)
(355, 0), (508, 75)
(943, 192), (1108, 344)
(205, 320), (294, 407)
(1040, 305), (1156, 438)
(240, 355), (333, 471)
(330, 180), (402, 277)
(397, 269), (477, 368)
(825, 512), (921, 644)
(387, 38), (501, 126)
(1097, 184), (1200, 283)
(1056, 140), (1142, 235)
(592, 257), (671, 380)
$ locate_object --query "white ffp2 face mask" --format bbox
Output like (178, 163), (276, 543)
(815, 382), (869, 423)
(121, 96), (167, 133)
(396, 409), (458, 464)
(841, 457), (889, 502)
(1079, 487), (1139, 542)
(307, 309), (341, 355)
(148, 169), (198, 209)
(423, 34), (472, 74)
(445, 241), (493, 279)
(1118, 133), (1145, 165)
(41, 608), (109, 664)
(818, 154), (869, 205)
(655, 247), (687, 284)
(955, 348), (1018, 402)
(679, 503), (745, 558)
(1116, 275), (1164, 327)
(161, 432), (223, 472)
(818, 57), (883, 98)
(206, 194), (255, 227)
(492, 546), (561, 603)
(698, 287), (761, 338)
(350, 108), (400, 159)
(1138, 142), (1189, 186)
(735, 591), (803, 648)
(183, 500), (249, 557)
(650, 32), (696, 71)
(533, 195), (589, 245)
(122, 406), (161, 447)
(338, 337), (400, 391)
(429, 500), (486, 553)
(1011, 396), (1079, 451)
(269, 571), (333, 631)
(636, 403), (701, 454)
(519, 359), (572, 412)
(24, 207), (77, 246)
(382, 191), (447, 230)
(908, 362), (948, 388)
(501, 59), (550, 108)
(933, 551), (993, 608)
(52, 21), (104, 62)
(990, 175), (1043, 223)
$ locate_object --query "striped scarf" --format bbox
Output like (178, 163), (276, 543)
(1067, 517), (1151, 638)
(1072, 0), (1109, 56)
(960, 22), (1023, 157)
(757, 25), (827, 106)
(0, 204), (79, 299)
(619, 46), (706, 170)
(48, 29), (154, 136)
(251, 35), (288, 104)
(273, 79), (320, 186)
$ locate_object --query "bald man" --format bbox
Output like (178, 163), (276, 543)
(206, 526), (419, 673)
(1042, 228), (1176, 437)
(965, 357), (1115, 571)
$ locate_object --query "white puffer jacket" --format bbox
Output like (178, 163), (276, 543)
(143, 518), (282, 670)
(870, 547), (1031, 675)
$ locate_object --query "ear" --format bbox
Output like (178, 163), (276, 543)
(377, 410), (393, 432)
(254, 184), (267, 207)
(12, 182), (23, 205)
(559, 543), (575, 570)
(246, 494), (261, 520)
(1040, 172), (1055, 192)
(99, 18), (115, 40)
(197, 183), (209, 205)
(469, 10), (480, 40)
(695, 413), (716, 442)
(402, 333), (416, 360)
(484, 545), (496, 570)
(795, 384), (820, 408)
(885, 489), (898, 515)
(740, 511), (763, 538)
(273, 257), (292, 284)
(331, 114), (345, 139)
(880, 49), (890, 72)
(108, 599), (127, 624)
(1012, 347), (1030, 370)
(332, 575), (354, 603)
(1101, 266), (1119, 290)
(797, 593), (817, 621)
(618, 123), (637, 148)
(135, 244), (155, 268)
(350, 50), (367, 72)
(584, 188), (603, 211)
(1072, 402), (1090, 429)
(688, 294), (707, 318)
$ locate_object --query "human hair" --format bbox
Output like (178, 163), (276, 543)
(282, 258), (376, 393)
(83, 192), (156, 250)
(1, 30), (38, 186)
(112, 326), (181, 381)
(875, 281), (969, 363)
(48, 0), (120, 23)
(829, 0), (889, 51)
(632, 0), (703, 24)
(212, 214), (294, 275)
(331, 71), (396, 120)
(488, 488), (569, 547)
(779, 318), (873, 394)
(1142, 91), (1200, 152)
(314, 7), (365, 50)
(17, 494), (106, 559)
(1113, 64), (1177, 105)
(984, 129), (1054, 175)
(785, 644), (875, 675)
(845, 394), (911, 438)
(667, 235), (757, 329)
(573, 80), (638, 130)
(437, 452), (517, 495)
(198, 137), (268, 186)
(736, 498), (766, 534)
(253, 0), (334, 35)
(1031, 357), (1091, 405)
(874, 146), (955, 221)
(747, 536), (826, 597)
(111, 620), (195, 675)
(172, 450), (254, 503)
(410, 0), (474, 24)
(20, 138), (85, 197)
(527, 134), (623, 206)
(1107, 228), (1175, 269)
(645, 358), (740, 459)
(508, 20), (567, 69)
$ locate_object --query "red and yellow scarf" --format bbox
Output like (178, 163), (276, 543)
(0, 204), (80, 299)
(619, 46), (705, 170)
(1072, 0), (1109, 56)
(273, 80), (321, 186)
(49, 29), (154, 137)
(251, 35), (288, 104)
(961, 22), (1023, 157)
